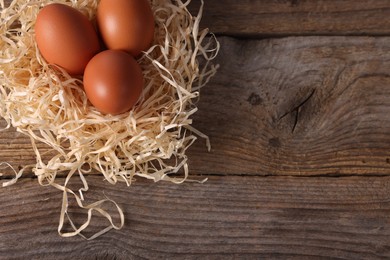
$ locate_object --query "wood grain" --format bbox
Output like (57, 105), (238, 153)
(189, 0), (390, 36)
(0, 175), (389, 259)
(188, 36), (390, 176)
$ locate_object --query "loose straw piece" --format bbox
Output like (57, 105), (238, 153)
(0, 0), (219, 238)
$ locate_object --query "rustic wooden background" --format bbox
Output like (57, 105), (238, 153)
(1, 0), (390, 259)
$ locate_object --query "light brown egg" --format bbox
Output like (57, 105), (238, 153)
(83, 50), (144, 115)
(35, 3), (100, 75)
(97, 0), (155, 57)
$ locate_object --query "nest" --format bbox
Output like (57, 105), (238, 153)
(0, 0), (219, 238)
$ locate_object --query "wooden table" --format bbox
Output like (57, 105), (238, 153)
(1, 0), (390, 259)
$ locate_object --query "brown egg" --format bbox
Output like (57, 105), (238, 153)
(35, 3), (100, 75)
(83, 50), (144, 115)
(97, 0), (155, 57)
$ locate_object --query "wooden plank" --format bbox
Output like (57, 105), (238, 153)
(0, 175), (389, 259)
(188, 0), (390, 36)
(5, 0), (390, 36)
(190, 36), (390, 176)
(2, 36), (390, 177)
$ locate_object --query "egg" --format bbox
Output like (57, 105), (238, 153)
(83, 50), (144, 115)
(35, 3), (100, 75)
(97, 0), (155, 57)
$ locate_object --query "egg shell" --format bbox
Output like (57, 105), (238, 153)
(83, 50), (144, 115)
(35, 3), (100, 75)
(97, 0), (155, 57)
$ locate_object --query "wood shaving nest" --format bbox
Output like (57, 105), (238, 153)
(0, 0), (219, 238)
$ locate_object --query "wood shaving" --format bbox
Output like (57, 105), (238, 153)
(0, 0), (219, 238)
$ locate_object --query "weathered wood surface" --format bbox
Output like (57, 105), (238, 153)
(1, 176), (390, 259)
(6, 0), (390, 36)
(1, 0), (390, 259)
(189, 0), (390, 36)
(193, 36), (390, 176)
